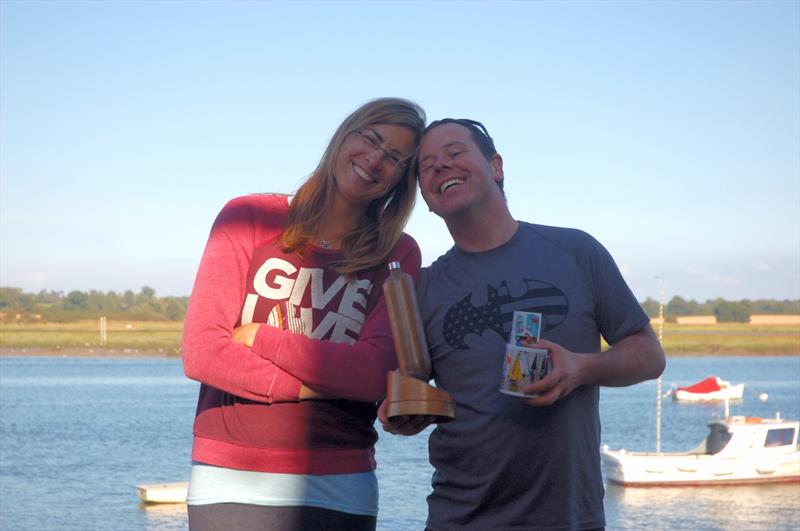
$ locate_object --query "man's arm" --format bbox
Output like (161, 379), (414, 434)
(523, 324), (665, 406)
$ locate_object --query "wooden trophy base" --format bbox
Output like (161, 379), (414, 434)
(386, 371), (455, 422)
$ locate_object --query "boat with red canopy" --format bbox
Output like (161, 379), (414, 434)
(667, 376), (745, 402)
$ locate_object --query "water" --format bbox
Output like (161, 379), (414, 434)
(1, 356), (798, 531)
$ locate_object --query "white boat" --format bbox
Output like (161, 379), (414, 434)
(602, 414), (800, 486)
(137, 482), (188, 504)
(667, 376), (744, 402)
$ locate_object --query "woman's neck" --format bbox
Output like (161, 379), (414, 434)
(317, 197), (366, 248)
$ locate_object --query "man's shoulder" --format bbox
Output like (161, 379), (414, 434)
(517, 221), (603, 255)
(519, 220), (593, 241)
(417, 246), (458, 291)
(420, 245), (457, 273)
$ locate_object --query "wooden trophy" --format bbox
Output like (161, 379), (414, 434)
(383, 262), (455, 421)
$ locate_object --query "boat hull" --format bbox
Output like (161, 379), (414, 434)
(601, 448), (800, 487)
(137, 482), (188, 504)
(672, 384), (744, 402)
(606, 475), (800, 487)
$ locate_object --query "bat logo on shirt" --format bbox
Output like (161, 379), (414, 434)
(443, 279), (568, 349)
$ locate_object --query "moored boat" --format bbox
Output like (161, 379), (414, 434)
(601, 414), (800, 486)
(667, 376), (744, 402)
(137, 482), (188, 504)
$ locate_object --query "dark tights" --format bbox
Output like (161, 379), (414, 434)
(188, 503), (376, 531)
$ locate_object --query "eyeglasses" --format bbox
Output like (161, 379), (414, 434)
(355, 129), (411, 170)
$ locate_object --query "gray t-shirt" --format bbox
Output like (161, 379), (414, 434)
(417, 222), (649, 531)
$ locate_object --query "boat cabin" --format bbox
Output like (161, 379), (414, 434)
(601, 413), (800, 486)
(691, 416), (799, 456)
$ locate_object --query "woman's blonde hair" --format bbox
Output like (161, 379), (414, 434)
(281, 97), (426, 275)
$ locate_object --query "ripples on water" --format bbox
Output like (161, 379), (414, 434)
(606, 483), (800, 530)
(1, 356), (798, 530)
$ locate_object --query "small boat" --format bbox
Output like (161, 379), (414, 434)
(601, 414), (800, 486)
(137, 482), (188, 504)
(667, 376), (744, 402)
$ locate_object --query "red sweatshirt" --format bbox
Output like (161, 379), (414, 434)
(182, 194), (421, 474)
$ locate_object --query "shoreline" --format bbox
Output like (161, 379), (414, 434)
(1, 347), (796, 358)
(0, 347), (180, 358)
(663, 350), (798, 357)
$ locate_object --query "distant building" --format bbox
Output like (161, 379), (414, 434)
(749, 314), (800, 325)
(676, 315), (717, 325)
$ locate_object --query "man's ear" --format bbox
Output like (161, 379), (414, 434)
(490, 154), (504, 183)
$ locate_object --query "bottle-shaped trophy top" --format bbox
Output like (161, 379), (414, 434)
(383, 261), (431, 380)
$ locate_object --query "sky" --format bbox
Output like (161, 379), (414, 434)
(1, 0), (798, 303)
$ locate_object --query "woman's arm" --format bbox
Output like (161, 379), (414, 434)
(240, 239), (422, 402)
(228, 324), (332, 400)
(182, 196), (303, 403)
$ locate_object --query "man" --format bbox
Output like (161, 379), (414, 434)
(379, 119), (665, 530)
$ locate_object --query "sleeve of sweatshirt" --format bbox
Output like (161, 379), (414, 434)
(249, 235), (422, 402)
(181, 195), (302, 403)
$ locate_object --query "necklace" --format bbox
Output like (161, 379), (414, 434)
(318, 236), (331, 249)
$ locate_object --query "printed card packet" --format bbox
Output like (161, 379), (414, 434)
(510, 311), (542, 347)
(499, 345), (551, 397)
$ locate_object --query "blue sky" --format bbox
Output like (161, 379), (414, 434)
(1, 0), (798, 302)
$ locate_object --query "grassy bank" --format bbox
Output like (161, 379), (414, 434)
(0, 320), (183, 355)
(616, 323), (800, 356)
(0, 320), (798, 356)
(653, 322), (799, 355)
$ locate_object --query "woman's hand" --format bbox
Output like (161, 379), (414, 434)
(300, 385), (334, 400)
(233, 322), (334, 401)
(232, 323), (261, 348)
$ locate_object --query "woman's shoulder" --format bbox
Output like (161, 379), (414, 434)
(387, 232), (422, 274)
(395, 231), (420, 251)
(390, 232), (421, 259)
(211, 194), (290, 243)
(216, 193), (290, 224)
(220, 193), (291, 214)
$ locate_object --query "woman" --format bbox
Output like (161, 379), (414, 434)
(182, 98), (426, 530)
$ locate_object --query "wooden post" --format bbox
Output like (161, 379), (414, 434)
(100, 316), (107, 346)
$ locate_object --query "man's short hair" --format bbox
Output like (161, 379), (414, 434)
(422, 118), (503, 193)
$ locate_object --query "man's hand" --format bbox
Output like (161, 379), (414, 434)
(377, 399), (436, 436)
(522, 326), (666, 406)
(522, 338), (589, 407)
(232, 323), (261, 348)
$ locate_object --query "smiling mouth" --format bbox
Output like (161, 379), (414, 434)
(440, 178), (464, 193)
(353, 163), (375, 183)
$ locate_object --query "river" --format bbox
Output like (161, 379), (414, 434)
(1, 355), (798, 530)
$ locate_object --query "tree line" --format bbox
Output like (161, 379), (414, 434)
(0, 287), (188, 322)
(640, 296), (800, 322)
(1, 287), (798, 323)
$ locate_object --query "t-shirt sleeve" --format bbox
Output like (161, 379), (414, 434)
(181, 195), (302, 403)
(587, 235), (650, 345)
(249, 235), (422, 402)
